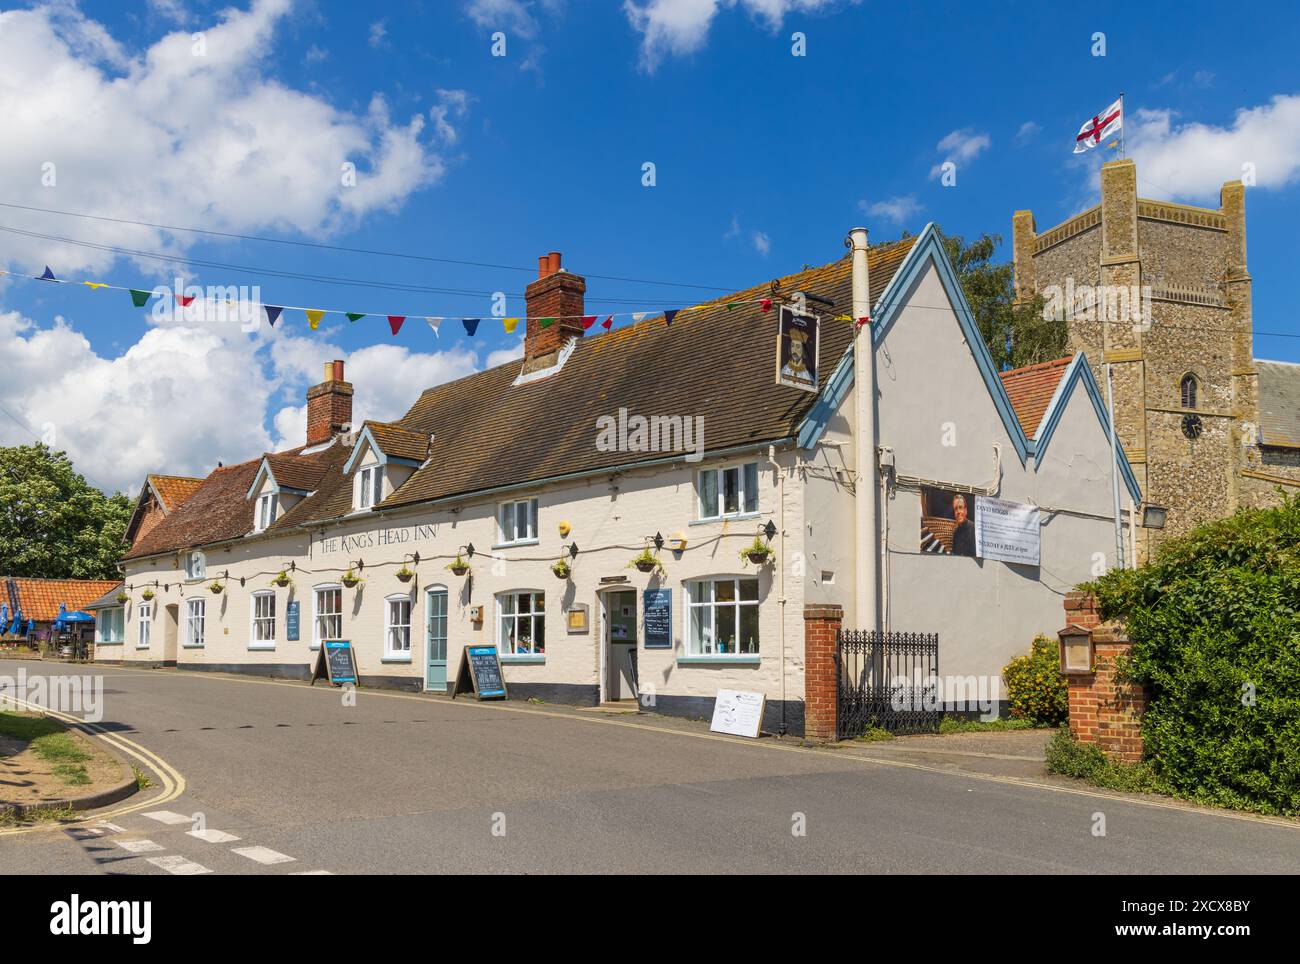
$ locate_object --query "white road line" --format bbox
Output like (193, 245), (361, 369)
(116, 838), (166, 853)
(144, 810), (192, 826)
(98, 822), (126, 833)
(147, 855), (212, 876)
(289, 870), (334, 875)
(187, 828), (241, 843)
(232, 845), (295, 865)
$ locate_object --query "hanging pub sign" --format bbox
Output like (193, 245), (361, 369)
(310, 639), (358, 686)
(776, 305), (819, 393)
(451, 645), (507, 701)
(974, 496), (1041, 566)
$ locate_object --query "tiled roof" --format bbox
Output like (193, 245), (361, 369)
(1257, 360), (1300, 449)
(149, 474), (204, 511)
(123, 237), (916, 558)
(366, 421), (430, 463)
(5, 578), (122, 621)
(83, 583), (127, 610)
(999, 357), (1072, 438)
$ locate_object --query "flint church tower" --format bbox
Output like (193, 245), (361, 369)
(1012, 159), (1300, 561)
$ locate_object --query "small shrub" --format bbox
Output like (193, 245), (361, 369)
(1002, 635), (1068, 726)
(1045, 727), (1169, 795)
(938, 716), (1039, 734)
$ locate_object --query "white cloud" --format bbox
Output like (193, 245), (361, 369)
(858, 194), (922, 225)
(1119, 94), (1300, 202)
(368, 19), (387, 48)
(429, 89), (474, 144)
(465, 0), (563, 40)
(928, 127), (991, 178)
(1015, 120), (1040, 145)
(623, 0), (842, 72)
(0, 1), (445, 277)
(484, 339), (525, 369)
(751, 230), (771, 256)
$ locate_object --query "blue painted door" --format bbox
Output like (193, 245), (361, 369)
(425, 587), (448, 690)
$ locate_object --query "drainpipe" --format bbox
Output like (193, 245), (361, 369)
(768, 444), (787, 735)
(849, 227), (880, 632)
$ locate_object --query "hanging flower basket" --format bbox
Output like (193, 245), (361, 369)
(141, 589), (155, 601)
(447, 554), (471, 577)
(551, 559), (571, 580)
(395, 566), (415, 584)
(627, 548), (665, 577)
(209, 582), (225, 595)
(116, 592), (129, 604)
(341, 569), (362, 589)
(271, 571), (292, 588)
(740, 537), (772, 567)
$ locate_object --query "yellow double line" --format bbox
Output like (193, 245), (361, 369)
(0, 697), (187, 836)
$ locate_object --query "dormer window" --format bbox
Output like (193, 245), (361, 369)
(255, 492), (278, 532)
(357, 465), (384, 510)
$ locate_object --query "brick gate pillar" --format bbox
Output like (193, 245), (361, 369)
(1061, 594), (1146, 762)
(803, 604), (843, 742)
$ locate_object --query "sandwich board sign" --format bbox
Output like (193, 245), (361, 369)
(709, 689), (766, 738)
(451, 645), (507, 701)
(310, 639), (357, 687)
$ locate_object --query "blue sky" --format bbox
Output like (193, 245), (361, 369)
(1, 0), (1297, 491)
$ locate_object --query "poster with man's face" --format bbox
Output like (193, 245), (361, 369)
(920, 486), (977, 557)
(776, 306), (819, 393)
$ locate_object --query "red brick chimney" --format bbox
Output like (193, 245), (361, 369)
(305, 359), (353, 445)
(523, 251), (585, 374)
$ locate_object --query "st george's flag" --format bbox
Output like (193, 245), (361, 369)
(1074, 97), (1123, 153)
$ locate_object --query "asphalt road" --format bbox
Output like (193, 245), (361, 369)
(2, 660), (1297, 874)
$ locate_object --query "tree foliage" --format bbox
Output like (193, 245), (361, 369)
(0, 444), (131, 579)
(1086, 494), (1300, 815)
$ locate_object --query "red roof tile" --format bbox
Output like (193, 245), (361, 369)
(6, 578), (123, 621)
(149, 475), (204, 511)
(999, 357), (1072, 438)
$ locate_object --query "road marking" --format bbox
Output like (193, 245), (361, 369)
(116, 838), (165, 853)
(99, 822), (126, 833)
(188, 828), (240, 843)
(147, 854), (212, 875)
(290, 870), (333, 875)
(233, 845), (295, 865)
(145, 811), (193, 826)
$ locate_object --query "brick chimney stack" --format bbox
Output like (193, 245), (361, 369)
(523, 251), (585, 374)
(306, 359), (353, 445)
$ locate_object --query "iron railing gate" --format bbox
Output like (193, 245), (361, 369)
(836, 630), (941, 738)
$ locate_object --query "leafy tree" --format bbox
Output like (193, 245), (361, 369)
(878, 230), (1063, 370)
(0, 444), (131, 579)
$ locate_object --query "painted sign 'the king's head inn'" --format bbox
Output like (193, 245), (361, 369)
(104, 227), (1143, 735)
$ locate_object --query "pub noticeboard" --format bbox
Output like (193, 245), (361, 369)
(451, 645), (507, 701)
(310, 639), (358, 687)
(286, 601), (300, 642)
(642, 588), (672, 649)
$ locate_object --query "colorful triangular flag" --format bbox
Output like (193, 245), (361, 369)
(504, 317), (520, 334)
(856, 315), (871, 329)
(426, 317), (442, 337)
(37, 266), (56, 282)
(725, 302), (737, 311)
(177, 294), (196, 307)
(538, 317), (556, 329)
(387, 315), (406, 336)
(83, 281), (108, 290)
(601, 315), (613, 330)
(346, 312), (365, 322)
(265, 305), (284, 326)
(581, 315), (597, 330)
(631, 312), (648, 323)
(760, 298), (772, 313)
(306, 309), (325, 330)
(663, 309), (679, 327)
(130, 289), (152, 308)
(462, 318), (480, 336)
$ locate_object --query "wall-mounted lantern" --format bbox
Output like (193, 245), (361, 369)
(1141, 503), (1168, 529)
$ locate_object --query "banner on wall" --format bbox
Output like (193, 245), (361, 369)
(974, 496), (1041, 566)
(775, 305), (819, 393)
(919, 487), (1040, 565)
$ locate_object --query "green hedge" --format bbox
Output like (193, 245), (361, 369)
(1002, 635), (1069, 726)
(1087, 493), (1300, 816)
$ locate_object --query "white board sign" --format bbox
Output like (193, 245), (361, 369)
(975, 496), (1041, 566)
(709, 689), (766, 739)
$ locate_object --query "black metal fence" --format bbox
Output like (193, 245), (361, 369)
(836, 630), (941, 738)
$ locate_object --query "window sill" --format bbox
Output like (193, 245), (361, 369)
(381, 656), (412, 664)
(676, 654), (761, 666)
(492, 538), (540, 550)
(689, 512), (760, 526)
(182, 644), (205, 650)
(248, 644), (276, 651)
(96, 641), (123, 646)
(500, 654), (545, 664)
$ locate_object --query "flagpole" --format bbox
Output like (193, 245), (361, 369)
(1120, 91), (1126, 159)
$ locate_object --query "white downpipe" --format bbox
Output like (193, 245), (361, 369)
(850, 226), (879, 632)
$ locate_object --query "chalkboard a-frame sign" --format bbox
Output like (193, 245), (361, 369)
(310, 639), (358, 687)
(451, 645), (507, 701)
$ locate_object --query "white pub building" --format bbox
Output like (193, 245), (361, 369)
(105, 226), (1143, 737)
